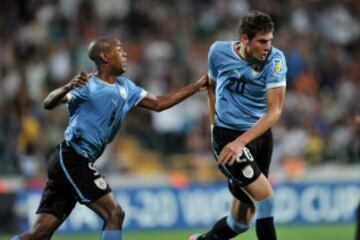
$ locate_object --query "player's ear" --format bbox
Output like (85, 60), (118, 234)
(240, 34), (249, 45)
(99, 52), (109, 63)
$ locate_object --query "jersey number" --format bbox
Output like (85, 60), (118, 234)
(226, 77), (246, 94)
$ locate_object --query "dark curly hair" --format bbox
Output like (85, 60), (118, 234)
(238, 10), (274, 40)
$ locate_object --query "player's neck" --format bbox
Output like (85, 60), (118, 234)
(96, 69), (117, 84)
(97, 75), (117, 84)
(237, 42), (257, 63)
(237, 43), (247, 61)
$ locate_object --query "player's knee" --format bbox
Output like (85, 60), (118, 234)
(226, 215), (250, 234)
(108, 205), (125, 227)
(256, 196), (274, 219)
(255, 188), (273, 202)
(116, 205), (125, 223)
(252, 182), (273, 202)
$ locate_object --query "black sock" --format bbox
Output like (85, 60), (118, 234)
(201, 217), (239, 240)
(256, 217), (277, 240)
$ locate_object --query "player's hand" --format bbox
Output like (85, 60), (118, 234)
(196, 75), (209, 91)
(66, 71), (91, 89)
(218, 139), (246, 165)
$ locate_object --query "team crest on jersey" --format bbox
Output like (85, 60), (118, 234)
(242, 165), (254, 179)
(273, 59), (283, 74)
(94, 177), (107, 190)
(118, 86), (128, 100)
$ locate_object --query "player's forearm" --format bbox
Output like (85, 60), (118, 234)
(44, 84), (72, 110)
(207, 84), (215, 125)
(236, 110), (281, 145)
(155, 81), (202, 111)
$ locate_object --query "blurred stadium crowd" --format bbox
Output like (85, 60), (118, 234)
(0, 0), (359, 179)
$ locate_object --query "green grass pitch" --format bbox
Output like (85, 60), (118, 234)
(1, 224), (355, 240)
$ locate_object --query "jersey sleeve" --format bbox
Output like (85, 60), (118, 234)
(124, 78), (147, 109)
(265, 52), (287, 89)
(66, 84), (89, 105)
(208, 42), (220, 83)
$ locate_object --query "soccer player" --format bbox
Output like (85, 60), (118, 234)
(12, 37), (208, 240)
(190, 11), (287, 240)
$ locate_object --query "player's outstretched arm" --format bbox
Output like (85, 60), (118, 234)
(43, 72), (89, 110)
(138, 75), (208, 112)
(207, 76), (216, 126)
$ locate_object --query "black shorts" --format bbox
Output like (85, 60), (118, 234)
(212, 126), (273, 200)
(36, 142), (111, 221)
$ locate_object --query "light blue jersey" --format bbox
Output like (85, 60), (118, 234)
(208, 41), (287, 131)
(64, 76), (147, 161)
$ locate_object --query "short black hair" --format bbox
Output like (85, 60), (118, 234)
(238, 10), (274, 40)
(88, 37), (113, 64)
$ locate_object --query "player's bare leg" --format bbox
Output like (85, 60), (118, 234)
(88, 192), (124, 239)
(245, 174), (277, 240)
(13, 213), (62, 240)
(243, 174), (273, 201)
(230, 197), (255, 225)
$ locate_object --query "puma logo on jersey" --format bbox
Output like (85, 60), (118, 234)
(251, 64), (261, 76)
(251, 68), (260, 76)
